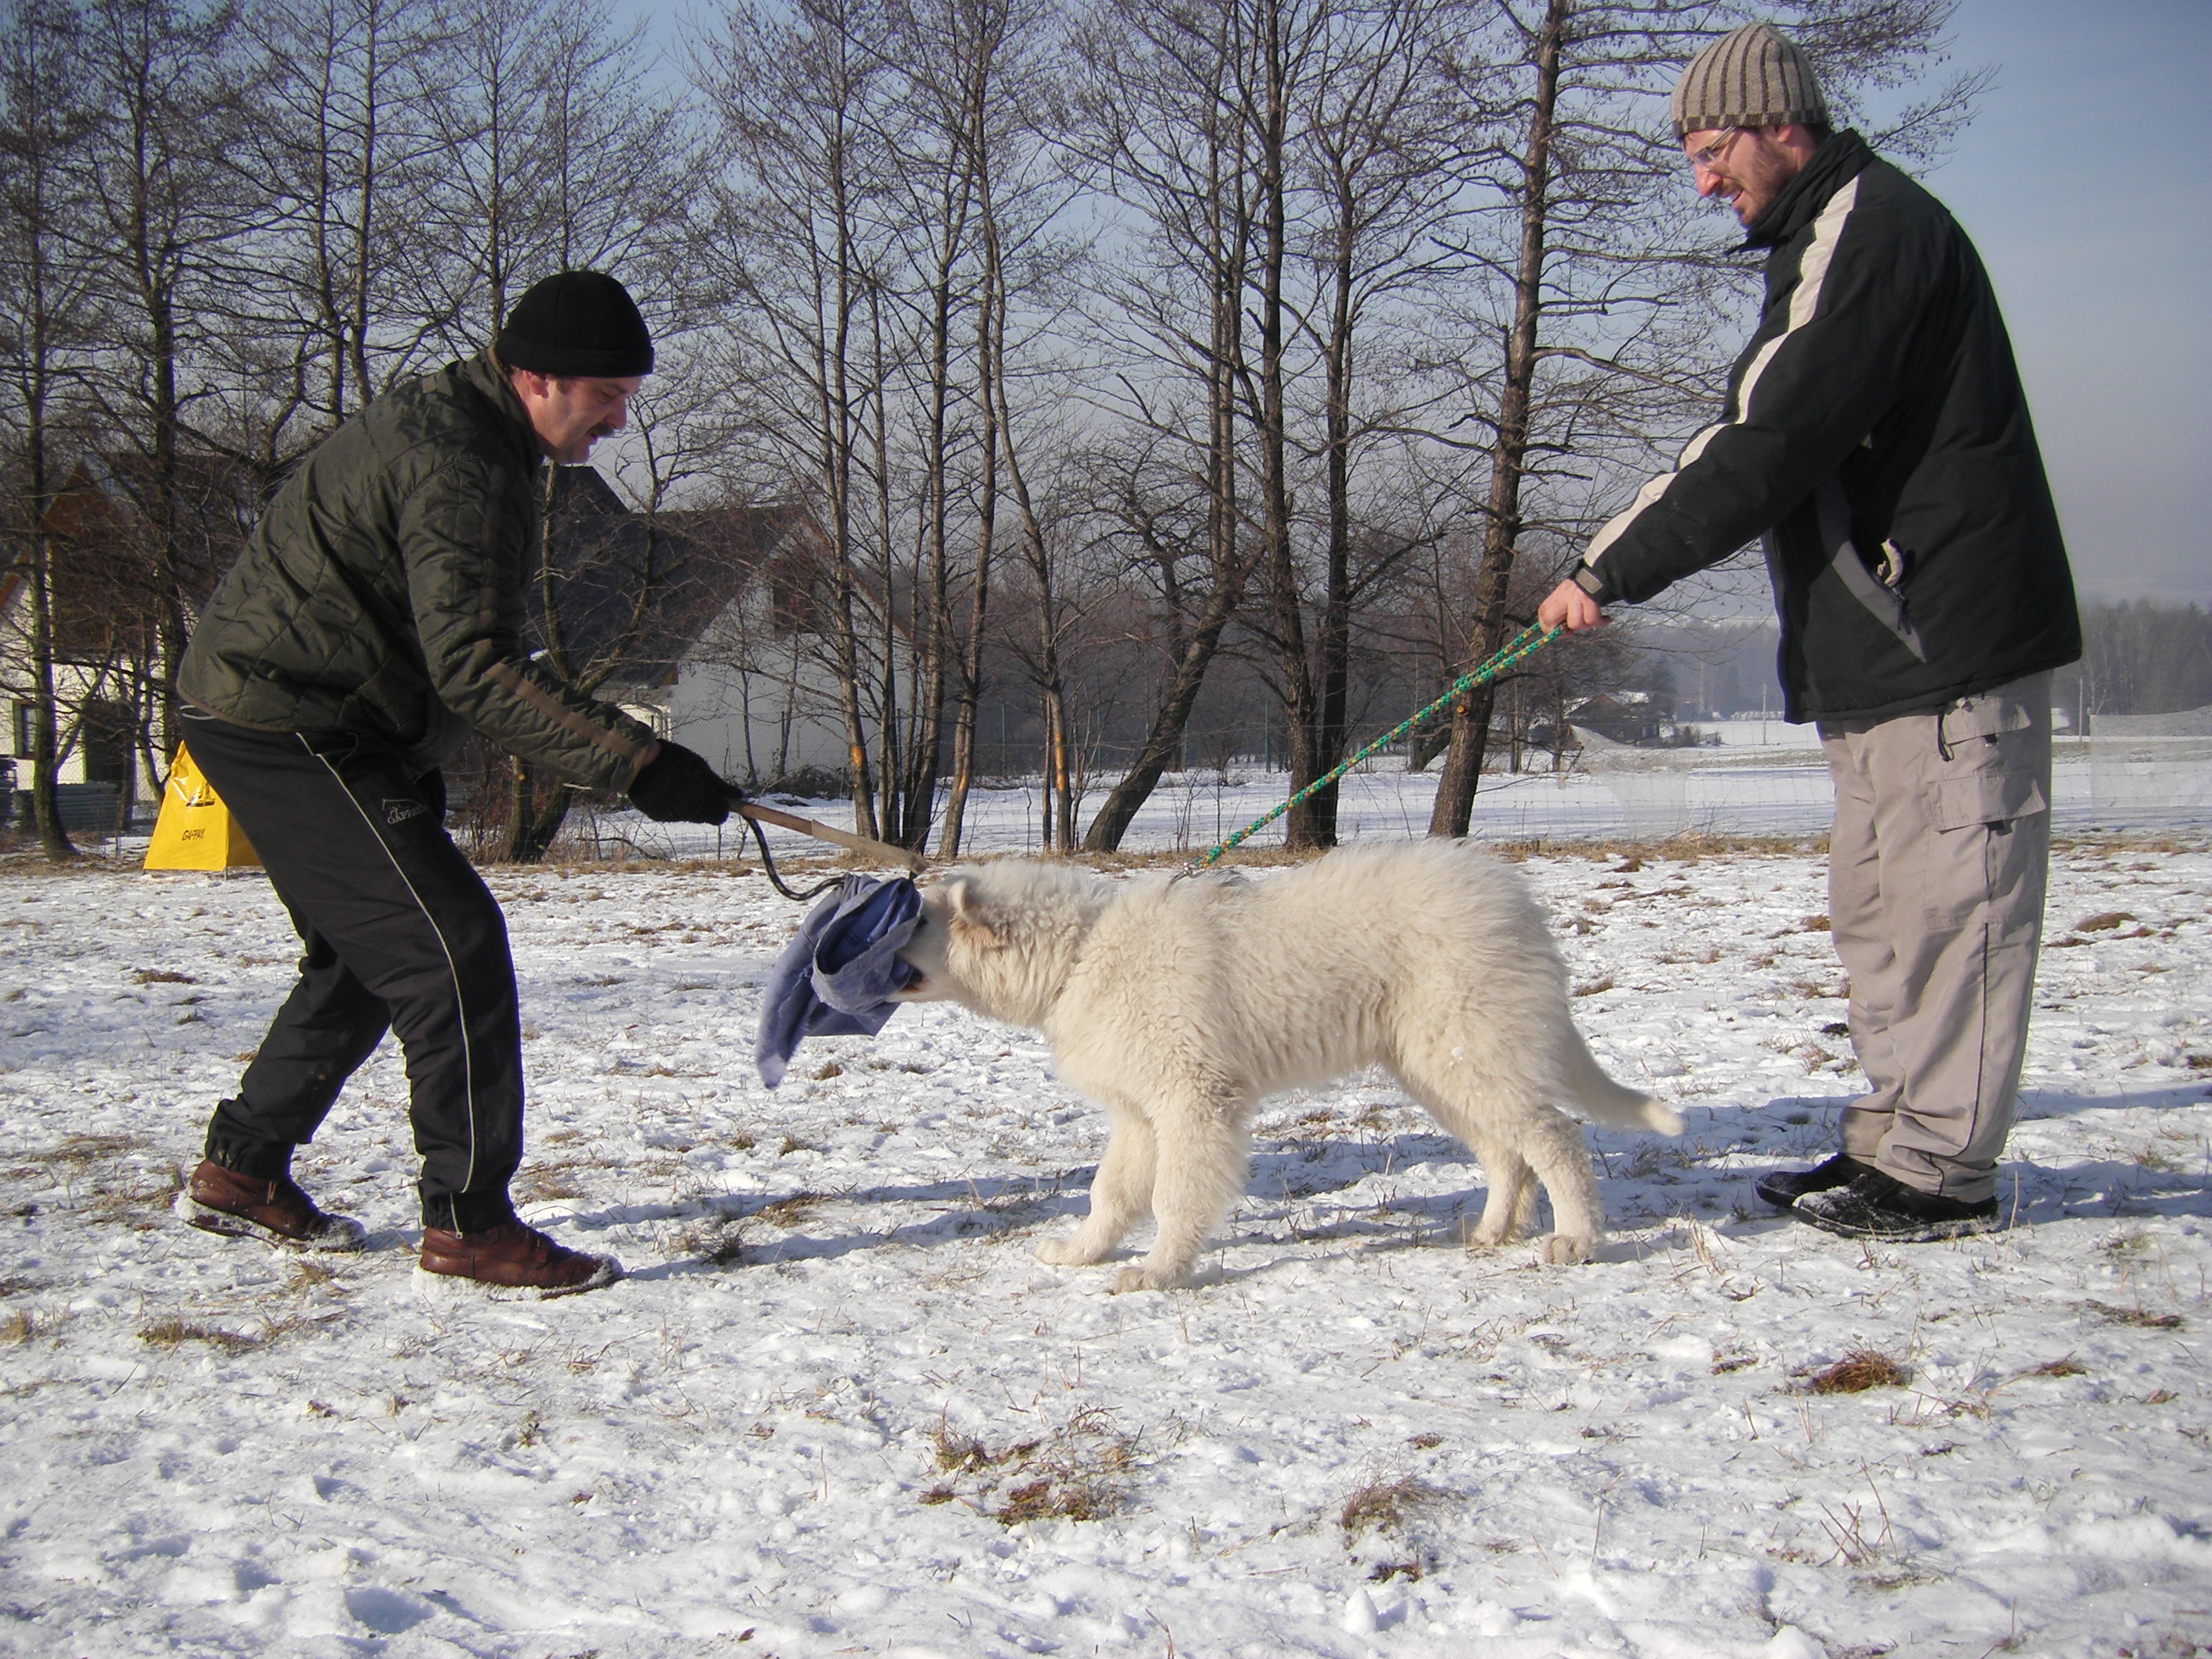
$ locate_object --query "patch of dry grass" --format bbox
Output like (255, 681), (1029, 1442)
(37, 1133), (145, 1169)
(1797, 1349), (1910, 1394)
(2083, 1300), (2183, 1331)
(1337, 1475), (1452, 1578)
(1, 1306), (68, 1346)
(139, 1318), (266, 1356)
(513, 1162), (592, 1203)
(676, 1215), (747, 1267)
(1339, 1475), (1449, 1539)
(78, 1165), (185, 1231)
(284, 1258), (355, 1298)
(752, 1192), (825, 1228)
(924, 1407), (1148, 1527)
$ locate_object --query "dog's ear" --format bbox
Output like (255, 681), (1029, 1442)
(942, 877), (1007, 949)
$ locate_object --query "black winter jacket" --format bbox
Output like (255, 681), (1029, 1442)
(1576, 131), (2080, 721)
(179, 353), (658, 789)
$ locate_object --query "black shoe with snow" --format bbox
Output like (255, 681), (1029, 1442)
(174, 1159), (367, 1251)
(1752, 1151), (1873, 1211)
(1792, 1170), (1999, 1243)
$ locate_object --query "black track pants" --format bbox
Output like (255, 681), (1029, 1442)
(183, 713), (523, 1231)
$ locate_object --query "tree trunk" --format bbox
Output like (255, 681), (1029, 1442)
(1429, 0), (1563, 837)
(1310, 158), (1357, 842)
(500, 755), (573, 862)
(8, 22), (76, 863)
(936, 212), (999, 859)
(899, 95), (975, 852)
(25, 515), (76, 863)
(822, 109), (881, 842)
(1251, 0), (1321, 850)
(1082, 557), (1254, 851)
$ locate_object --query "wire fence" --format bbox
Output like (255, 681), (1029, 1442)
(542, 722), (2212, 863)
(46, 714), (2212, 868)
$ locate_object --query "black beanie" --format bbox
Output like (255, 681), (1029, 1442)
(496, 271), (655, 378)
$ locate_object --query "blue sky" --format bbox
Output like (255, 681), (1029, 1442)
(1918, 0), (2211, 604)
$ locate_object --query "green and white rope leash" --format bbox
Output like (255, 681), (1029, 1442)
(1180, 621), (1565, 877)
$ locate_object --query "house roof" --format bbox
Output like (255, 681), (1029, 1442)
(1, 452), (251, 659)
(1, 449), (793, 688)
(538, 467), (796, 688)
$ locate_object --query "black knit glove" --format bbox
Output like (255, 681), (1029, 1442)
(628, 743), (736, 825)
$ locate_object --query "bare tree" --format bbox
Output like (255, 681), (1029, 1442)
(2074, 601), (2212, 723)
(697, 0), (938, 842)
(1069, 0), (1272, 853)
(413, 0), (691, 354)
(0, 0), (99, 859)
(235, 0), (452, 453)
(1278, 0), (1472, 842)
(1069, 0), (1470, 850)
(69, 0), (254, 757)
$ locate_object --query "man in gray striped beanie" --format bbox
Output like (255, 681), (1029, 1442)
(1671, 22), (1832, 226)
(1538, 24), (2080, 1244)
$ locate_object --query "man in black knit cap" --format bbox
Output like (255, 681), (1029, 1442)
(1537, 26), (2080, 1243)
(173, 270), (737, 1298)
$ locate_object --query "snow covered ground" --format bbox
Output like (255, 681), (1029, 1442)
(4, 793), (2210, 1658)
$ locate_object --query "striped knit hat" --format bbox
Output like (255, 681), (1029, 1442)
(1671, 23), (1830, 138)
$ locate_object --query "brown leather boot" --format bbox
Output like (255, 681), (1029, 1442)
(414, 1220), (622, 1300)
(174, 1159), (367, 1251)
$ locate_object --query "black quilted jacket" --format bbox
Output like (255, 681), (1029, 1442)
(179, 353), (657, 790)
(1576, 131), (2081, 721)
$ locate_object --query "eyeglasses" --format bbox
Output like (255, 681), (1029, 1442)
(1685, 127), (1749, 173)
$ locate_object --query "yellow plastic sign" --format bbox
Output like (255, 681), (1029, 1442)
(143, 745), (260, 870)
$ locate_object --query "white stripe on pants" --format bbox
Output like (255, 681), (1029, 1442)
(1818, 672), (2054, 1203)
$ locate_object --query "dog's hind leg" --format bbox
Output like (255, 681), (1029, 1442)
(1114, 1092), (1251, 1293)
(1515, 1107), (1606, 1264)
(1389, 1063), (1536, 1247)
(1395, 1062), (1587, 1257)
(1036, 1101), (1156, 1268)
(1462, 1131), (1537, 1247)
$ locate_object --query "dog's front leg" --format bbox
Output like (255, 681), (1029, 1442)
(1036, 1101), (1155, 1267)
(1115, 1094), (1249, 1293)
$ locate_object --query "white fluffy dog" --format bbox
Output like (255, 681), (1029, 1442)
(896, 840), (1681, 1290)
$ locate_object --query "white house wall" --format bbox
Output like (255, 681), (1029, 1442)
(1, 594), (150, 798)
(671, 600), (852, 786)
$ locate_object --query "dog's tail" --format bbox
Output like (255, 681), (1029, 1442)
(1562, 1028), (1684, 1137)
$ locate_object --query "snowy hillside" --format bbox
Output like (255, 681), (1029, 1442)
(2, 831), (2208, 1658)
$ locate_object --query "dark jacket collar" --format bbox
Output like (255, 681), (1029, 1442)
(459, 349), (544, 469)
(1743, 129), (1876, 250)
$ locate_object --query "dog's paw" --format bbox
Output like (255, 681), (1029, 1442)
(1539, 1233), (1596, 1265)
(1111, 1264), (1184, 1293)
(1035, 1236), (1100, 1267)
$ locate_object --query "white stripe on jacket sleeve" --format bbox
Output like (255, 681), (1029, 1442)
(1580, 175), (1863, 577)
